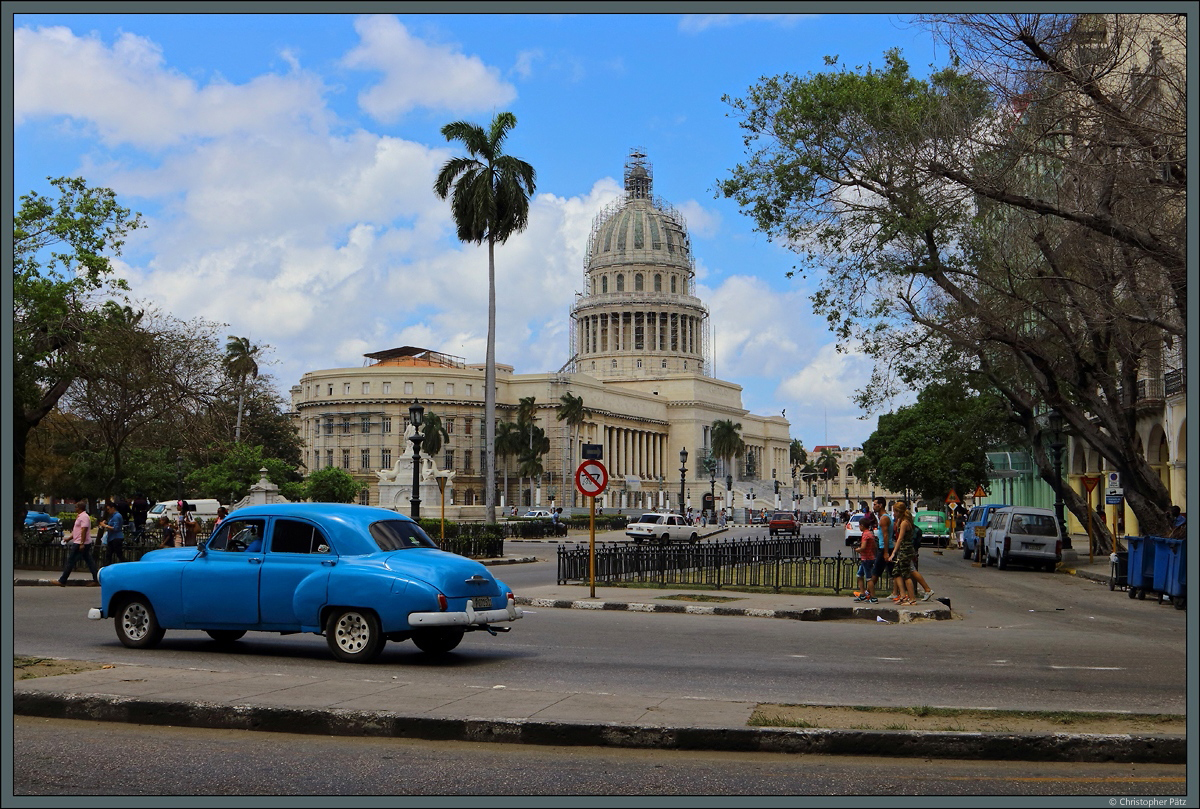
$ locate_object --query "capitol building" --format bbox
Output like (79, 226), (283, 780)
(291, 152), (792, 516)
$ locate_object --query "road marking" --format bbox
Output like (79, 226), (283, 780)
(788, 655), (807, 658)
(877, 657), (905, 661)
(1048, 665), (1125, 671)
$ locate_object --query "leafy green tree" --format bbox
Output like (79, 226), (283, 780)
(305, 466), (366, 504)
(186, 443), (301, 502)
(513, 397), (549, 506)
(720, 20), (1184, 535)
(13, 176), (144, 533)
(63, 306), (222, 495)
(224, 336), (262, 443)
(419, 411), (450, 461)
(710, 419), (746, 481)
(435, 112), (536, 523)
(858, 382), (1014, 503)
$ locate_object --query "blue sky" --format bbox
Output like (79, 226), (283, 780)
(13, 12), (944, 450)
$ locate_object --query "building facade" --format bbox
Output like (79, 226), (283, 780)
(291, 152), (792, 518)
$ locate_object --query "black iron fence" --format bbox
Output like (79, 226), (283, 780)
(555, 534), (888, 594)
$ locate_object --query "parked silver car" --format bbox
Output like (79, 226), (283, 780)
(982, 506), (1062, 571)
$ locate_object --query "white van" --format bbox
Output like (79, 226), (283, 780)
(146, 499), (225, 524)
(982, 506), (1062, 571)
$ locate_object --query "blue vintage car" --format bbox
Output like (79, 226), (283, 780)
(87, 503), (522, 662)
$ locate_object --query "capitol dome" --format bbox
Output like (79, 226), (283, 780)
(570, 150), (709, 380)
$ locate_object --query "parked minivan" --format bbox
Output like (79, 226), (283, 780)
(961, 503), (1010, 559)
(982, 506), (1062, 571)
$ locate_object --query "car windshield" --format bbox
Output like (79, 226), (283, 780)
(638, 514), (662, 524)
(369, 520), (440, 551)
(918, 516), (941, 525)
(772, 513), (791, 520)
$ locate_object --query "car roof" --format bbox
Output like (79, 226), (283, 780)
(225, 503), (416, 555)
(994, 506), (1055, 516)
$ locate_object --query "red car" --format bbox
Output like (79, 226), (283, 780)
(769, 512), (798, 536)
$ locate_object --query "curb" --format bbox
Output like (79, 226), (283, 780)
(12, 690), (1182, 764)
(515, 596), (948, 622)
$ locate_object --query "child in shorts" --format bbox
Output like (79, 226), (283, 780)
(853, 513), (879, 602)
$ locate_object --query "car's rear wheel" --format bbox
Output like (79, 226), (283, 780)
(325, 608), (384, 663)
(205, 629), (246, 644)
(689, 533), (699, 543)
(660, 533), (670, 543)
(412, 628), (465, 655)
(114, 595), (166, 649)
(997, 550), (1009, 570)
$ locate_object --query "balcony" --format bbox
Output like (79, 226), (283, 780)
(1164, 368), (1186, 397)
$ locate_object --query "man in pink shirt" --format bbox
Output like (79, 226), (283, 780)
(57, 501), (100, 586)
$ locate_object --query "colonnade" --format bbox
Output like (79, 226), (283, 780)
(579, 310), (702, 357)
(603, 424), (669, 481)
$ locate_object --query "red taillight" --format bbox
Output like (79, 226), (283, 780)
(437, 594), (448, 611)
(506, 590), (514, 602)
(1003, 536), (1011, 554)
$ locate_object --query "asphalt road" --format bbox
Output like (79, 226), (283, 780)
(13, 716), (1186, 797)
(14, 527), (1187, 715)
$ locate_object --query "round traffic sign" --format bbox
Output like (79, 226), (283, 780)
(575, 460), (609, 497)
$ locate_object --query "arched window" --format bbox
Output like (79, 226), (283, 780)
(635, 273), (644, 291)
(671, 275), (677, 293)
(654, 274), (662, 292)
(616, 274), (625, 292)
(601, 276), (608, 293)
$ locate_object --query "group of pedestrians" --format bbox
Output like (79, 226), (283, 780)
(56, 499), (130, 587)
(852, 497), (936, 606)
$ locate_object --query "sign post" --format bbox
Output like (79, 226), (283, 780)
(575, 460), (609, 598)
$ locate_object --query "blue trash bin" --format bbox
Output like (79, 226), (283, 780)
(1125, 535), (1157, 600)
(1160, 538), (1186, 610)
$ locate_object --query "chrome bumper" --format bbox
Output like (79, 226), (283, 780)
(87, 608), (103, 620)
(409, 597), (523, 627)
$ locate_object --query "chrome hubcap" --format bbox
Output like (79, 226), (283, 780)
(121, 603), (149, 640)
(333, 612), (370, 654)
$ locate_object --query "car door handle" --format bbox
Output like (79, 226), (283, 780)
(322, 560), (336, 567)
(248, 557), (261, 564)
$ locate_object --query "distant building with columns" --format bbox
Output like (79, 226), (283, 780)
(291, 151), (791, 517)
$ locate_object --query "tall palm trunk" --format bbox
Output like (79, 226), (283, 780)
(484, 236), (497, 523)
(234, 383), (246, 443)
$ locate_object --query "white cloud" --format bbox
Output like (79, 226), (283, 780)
(342, 15), (516, 122)
(512, 49), (543, 79)
(676, 200), (721, 240)
(14, 25), (329, 148)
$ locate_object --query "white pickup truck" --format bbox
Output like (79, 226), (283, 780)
(625, 512), (699, 544)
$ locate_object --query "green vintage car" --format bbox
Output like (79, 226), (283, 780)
(914, 510), (949, 547)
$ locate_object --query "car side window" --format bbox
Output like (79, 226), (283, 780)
(269, 519), (330, 554)
(206, 518), (266, 553)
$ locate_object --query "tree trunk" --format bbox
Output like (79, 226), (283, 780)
(484, 237), (497, 523)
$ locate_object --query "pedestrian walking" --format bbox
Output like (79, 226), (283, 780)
(99, 501), (126, 566)
(869, 497), (894, 603)
(158, 516), (177, 548)
(57, 502), (99, 586)
(131, 492), (149, 541)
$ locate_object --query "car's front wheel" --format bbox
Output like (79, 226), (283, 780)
(114, 595), (166, 649)
(325, 608), (384, 663)
(412, 628), (465, 655)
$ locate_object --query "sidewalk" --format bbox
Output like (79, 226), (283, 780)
(14, 553), (1179, 763)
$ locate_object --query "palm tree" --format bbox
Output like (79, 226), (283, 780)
(789, 438), (807, 468)
(815, 446), (841, 503)
(494, 420), (522, 511)
(434, 111), (536, 523)
(224, 336), (261, 443)
(420, 412), (449, 462)
(557, 392), (588, 507)
(710, 419), (746, 482)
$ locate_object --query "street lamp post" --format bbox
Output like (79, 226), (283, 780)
(709, 466), (716, 518)
(175, 451), (183, 502)
(678, 448), (688, 517)
(1047, 408), (1070, 549)
(409, 402), (425, 520)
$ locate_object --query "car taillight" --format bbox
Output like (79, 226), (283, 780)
(506, 590), (514, 602)
(1003, 536), (1011, 554)
(437, 593), (448, 611)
